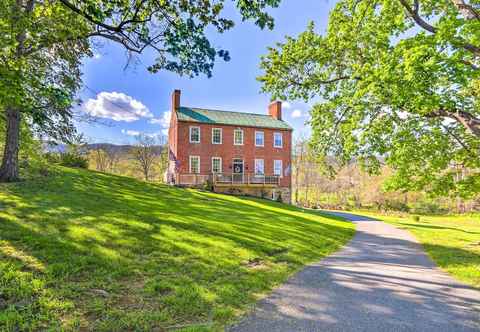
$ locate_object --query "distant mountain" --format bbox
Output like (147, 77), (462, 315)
(43, 143), (165, 154)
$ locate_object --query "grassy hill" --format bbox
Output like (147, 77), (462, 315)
(0, 167), (354, 331)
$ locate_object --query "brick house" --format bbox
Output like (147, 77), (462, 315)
(167, 90), (293, 203)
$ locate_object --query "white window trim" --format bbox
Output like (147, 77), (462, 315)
(212, 128), (222, 144)
(211, 157), (222, 173)
(255, 131), (264, 147)
(189, 155), (200, 174)
(274, 159), (283, 178)
(234, 129), (244, 145)
(189, 126), (201, 143)
(273, 132), (283, 148)
(254, 159), (265, 175)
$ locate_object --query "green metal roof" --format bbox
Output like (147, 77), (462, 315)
(176, 107), (293, 130)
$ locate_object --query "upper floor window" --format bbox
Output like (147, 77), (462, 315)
(212, 128), (222, 144)
(274, 160), (283, 177)
(254, 159), (265, 175)
(255, 131), (264, 147)
(234, 129), (244, 145)
(189, 155), (200, 173)
(189, 126), (200, 143)
(274, 132), (283, 148)
(212, 157), (222, 173)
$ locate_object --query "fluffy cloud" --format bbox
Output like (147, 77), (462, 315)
(121, 129), (140, 136)
(282, 101), (292, 109)
(149, 111), (171, 128)
(291, 109), (303, 118)
(121, 129), (166, 140)
(84, 92), (152, 122)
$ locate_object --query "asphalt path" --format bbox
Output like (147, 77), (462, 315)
(230, 211), (480, 332)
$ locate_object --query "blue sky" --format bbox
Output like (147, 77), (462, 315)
(77, 1), (336, 144)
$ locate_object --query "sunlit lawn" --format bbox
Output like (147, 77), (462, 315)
(0, 167), (354, 331)
(349, 210), (480, 288)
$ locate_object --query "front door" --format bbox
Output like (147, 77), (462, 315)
(232, 159), (244, 183)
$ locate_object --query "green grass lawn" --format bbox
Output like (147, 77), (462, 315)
(349, 210), (480, 288)
(0, 167), (354, 331)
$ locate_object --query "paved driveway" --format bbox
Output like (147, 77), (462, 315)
(230, 212), (480, 332)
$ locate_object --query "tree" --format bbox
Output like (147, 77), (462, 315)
(0, 0), (91, 181)
(104, 146), (121, 173)
(292, 136), (307, 204)
(89, 148), (109, 172)
(131, 134), (160, 181)
(259, 0), (480, 198)
(0, 0), (281, 182)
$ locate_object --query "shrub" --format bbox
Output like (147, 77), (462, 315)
(411, 215), (421, 222)
(276, 191), (283, 203)
(412, 202), (447, 215)
(44, 152), (60, 164)
(203, 179), (214, 192)
(59, 152), (88, 169)
(383, 200), (410, 212)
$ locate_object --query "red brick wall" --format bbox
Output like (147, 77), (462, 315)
(168, 110), (178, 157)
(173, 121), (292, 187)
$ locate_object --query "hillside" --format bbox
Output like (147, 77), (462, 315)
(43, 142), (164, 154)
(0, 168), (354, 331)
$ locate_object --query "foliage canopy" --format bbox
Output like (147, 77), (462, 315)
(0, 0), (280, 181)
(259, 0), (480, 198)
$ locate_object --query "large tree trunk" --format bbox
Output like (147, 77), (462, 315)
(0, 107), (21, 182)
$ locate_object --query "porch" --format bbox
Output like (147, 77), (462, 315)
(177, 173), (280, 187)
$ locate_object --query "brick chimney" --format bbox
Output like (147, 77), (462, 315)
(268, 101), (282, 120)
(172, 89), (181, 112)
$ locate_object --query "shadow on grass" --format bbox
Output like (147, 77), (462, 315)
(393, 222), (480, 235)
(229, 225), (480, 332)
(0, 168), (354, 331)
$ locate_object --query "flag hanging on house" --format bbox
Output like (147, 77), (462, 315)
(169, 149), (180, 171)
(284, 164), (291, 176)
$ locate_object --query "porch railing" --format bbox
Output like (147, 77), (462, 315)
(213, 173), (280, 186)
(176, 173), (280, 186)
(177, 174), (211, 185)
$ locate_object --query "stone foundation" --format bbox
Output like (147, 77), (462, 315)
(213, 186), (291, 204)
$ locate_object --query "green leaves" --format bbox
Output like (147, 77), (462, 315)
(259, 0), (480, 197)
(56, 0), (279, 77)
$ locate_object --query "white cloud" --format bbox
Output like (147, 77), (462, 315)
(93, 53), (102, 60)
(291, 109), (303, 118)
(282, 102), (292, 109)
(83, 92), (152, 122)
(149, 111), (171, 128)
(121, 129), (167, 140)
(121, 129), (140, 136)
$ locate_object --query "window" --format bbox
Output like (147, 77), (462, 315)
(254, 159), (265, 175)
(189, 126), (200, 143)
(274, 132), (283, 148)
(234, 129), (244, 145)
(274, 160), (283, 177)
(255, 131), (264, 147)
(189, 156), (200, 173)
(212, 157), (222, 173)
(212, 128), (222, 144)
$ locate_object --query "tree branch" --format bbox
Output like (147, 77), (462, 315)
(399, 0), (480, 56)
(441, 124), (478, 157)
(426, 109), (480, 138)
(451, 0), (480, 20)
(398, 0), (436, 33)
